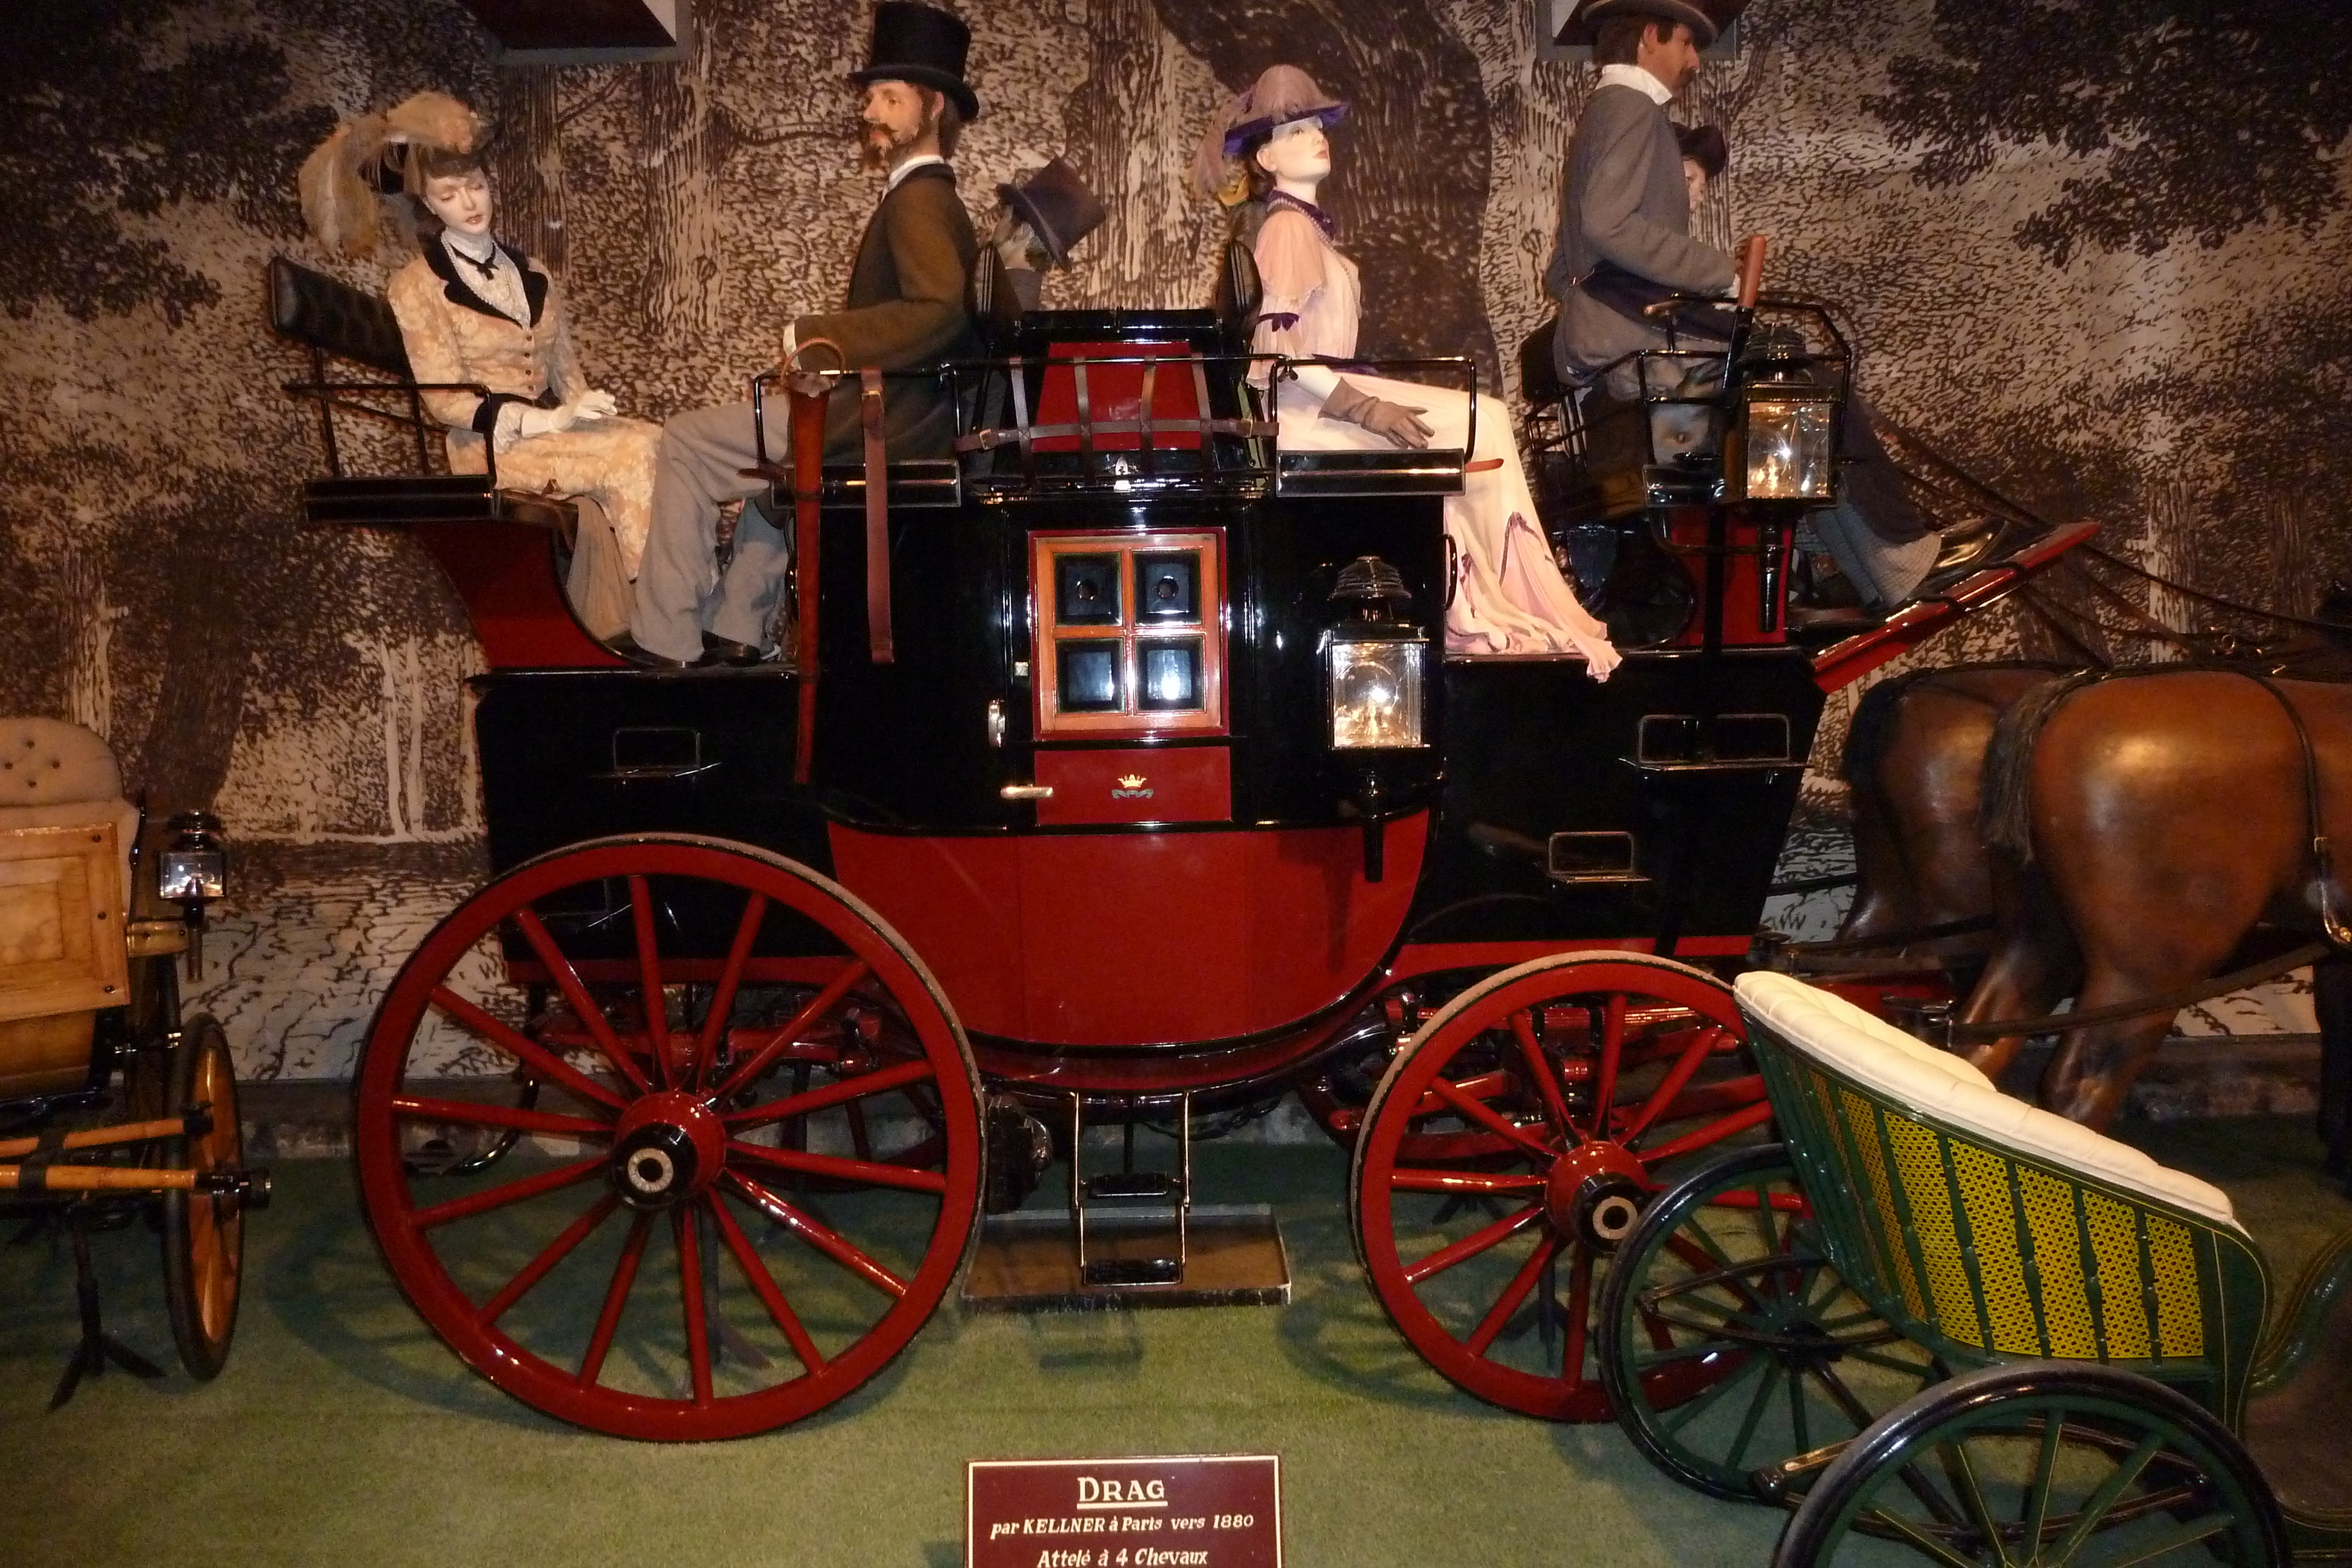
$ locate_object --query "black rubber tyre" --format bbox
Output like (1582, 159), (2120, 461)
(1774, 1362), (2288, 1566)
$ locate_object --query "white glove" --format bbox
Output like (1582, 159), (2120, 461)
(513, 390), (614, 442)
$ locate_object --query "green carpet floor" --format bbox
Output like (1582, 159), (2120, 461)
(1, 1119), (2346, 1567)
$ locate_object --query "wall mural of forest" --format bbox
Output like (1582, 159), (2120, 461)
(2, 0), (2346, 1078)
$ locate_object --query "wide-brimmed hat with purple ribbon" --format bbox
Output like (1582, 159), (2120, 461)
(1190, 65), (1348, 200)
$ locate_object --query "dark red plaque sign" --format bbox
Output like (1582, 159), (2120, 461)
(967, 1453), (1281, 1568)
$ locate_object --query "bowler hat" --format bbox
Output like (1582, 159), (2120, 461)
(998, 158), (1107, 266)
(1557, 0), (1746, 49)
(850, 2), (980, 122)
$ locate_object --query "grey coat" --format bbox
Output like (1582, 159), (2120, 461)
(1546, 83), (1737, 382)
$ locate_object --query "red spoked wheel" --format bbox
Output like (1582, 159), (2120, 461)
(1351, 952), (1774, 1421)
(354, 834), (981, 1440)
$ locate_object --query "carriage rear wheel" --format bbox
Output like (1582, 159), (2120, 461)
(162, 1014), (245, 1380)
(1774, 1363), (2287, 1566)
(1598, 1143), (1936, 1500)
(1351, 953), (1776, 1420)
(353, 835), (983, 1441)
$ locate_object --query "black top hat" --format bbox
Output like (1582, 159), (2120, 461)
(1557, 0), (1746, 49)
(997, 158), (1107, 266)
(850, 3), (981, 122)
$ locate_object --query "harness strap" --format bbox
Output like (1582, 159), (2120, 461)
(1778, 914), (1997, 962)
(860, 368), (893, 664)
(1942, 939), (2334, 1045)
(2242, 672), (2351, 947)
(1137, 358), (1159, 478)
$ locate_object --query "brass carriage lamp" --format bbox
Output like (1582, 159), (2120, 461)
(1325, 556), (1427, 751)
(157, 811), (228, 977)
(1726, 339), (1839, 503)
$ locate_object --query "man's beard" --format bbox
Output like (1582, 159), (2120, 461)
(857, 107), (937, 172)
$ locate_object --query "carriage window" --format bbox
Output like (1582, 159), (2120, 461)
(1135, 553), (1200, 621)
(1137, 640), (1203, 711)
(1055, 554), (1124, 626)
(1031, 532), (1226, 737)
(1057, 641), (1124, 711)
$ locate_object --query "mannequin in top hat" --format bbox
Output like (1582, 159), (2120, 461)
(990, 157), (1108, 313)
(624, 2), (984, 667)
(1195, 68), (1619, 672)
(299, 93), (659, 642)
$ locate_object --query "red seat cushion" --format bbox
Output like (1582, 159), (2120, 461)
(1030, 340), (1204, 453)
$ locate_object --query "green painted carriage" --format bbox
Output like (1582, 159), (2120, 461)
(1596, 971), (2352, 1564)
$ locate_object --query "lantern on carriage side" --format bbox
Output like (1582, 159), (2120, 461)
(156, 810), (229, 977)
(1324, 556), (1428, 751)
(1723, 330), (1840, 504)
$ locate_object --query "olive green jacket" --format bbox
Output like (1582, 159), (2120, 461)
(793, 162), (980, 460)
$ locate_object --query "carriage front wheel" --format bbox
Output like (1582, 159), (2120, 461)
(1774, 1363), (2287, 1566)
(353, 835), (983, 1441)
(1351, 953), (1775, 1421)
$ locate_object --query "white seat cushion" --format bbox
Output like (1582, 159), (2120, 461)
(1737, 972), (2241, 1232)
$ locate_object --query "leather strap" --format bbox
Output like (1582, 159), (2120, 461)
(860, 367), (893, 664)
(2243, 673), (2351, 947)
(787, 372), (830, 783)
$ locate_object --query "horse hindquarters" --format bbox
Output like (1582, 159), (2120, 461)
(2025, 674), (2311, 1129)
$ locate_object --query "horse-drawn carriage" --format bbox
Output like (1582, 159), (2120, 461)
(1588, 971), (2352, 1564)
(269, 237), (2089, 1440)
(0, 718), (268, 1406)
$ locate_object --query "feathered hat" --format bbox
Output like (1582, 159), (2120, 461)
(298, 91), (486, 259)
(1190, 65), (1348, 204)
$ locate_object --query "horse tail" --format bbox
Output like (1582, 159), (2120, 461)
(1840, 667), (1947, 787)
(1979, 670), (2112, 862)
(1842, 661), (2077, 788)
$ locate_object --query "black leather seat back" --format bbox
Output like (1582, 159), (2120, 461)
(269, 256), (412, 379)
(1211, 238), (1262, 347)
(1520, 315), (1569, 408)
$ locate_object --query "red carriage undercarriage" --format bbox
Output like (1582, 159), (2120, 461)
(273, 245), (2091, 1439)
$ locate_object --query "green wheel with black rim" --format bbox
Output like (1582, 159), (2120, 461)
(1774, 1363), (2287, 1566)
(1599, 1142), (1937, 1502)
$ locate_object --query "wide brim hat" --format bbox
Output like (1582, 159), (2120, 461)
(1190, 65), (1348, 201)
(849, 2), (981, 122)
(998, 156), (1107, 266)
(1219, 65), (1348, 158)
(1556, 0), (1747, 48)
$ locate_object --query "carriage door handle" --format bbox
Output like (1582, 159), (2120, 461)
(1000, 783), (1053, 801)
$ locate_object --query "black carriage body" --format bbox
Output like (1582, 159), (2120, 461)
(470, 307), (1823, 1092)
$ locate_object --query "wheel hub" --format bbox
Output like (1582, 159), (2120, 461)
(1545, 1141), (1649, 1251)
(609, 1091), (727, 1209)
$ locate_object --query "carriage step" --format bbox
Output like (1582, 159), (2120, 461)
(1085, 1172), (1179, 1201)
(1081, 1256), (1182, 1288)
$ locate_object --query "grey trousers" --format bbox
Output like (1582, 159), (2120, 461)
(628, 402), (793, 664)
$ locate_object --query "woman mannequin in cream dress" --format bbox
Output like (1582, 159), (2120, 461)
(302, 95), (659, 642)
(1198, 68), (1619, 676)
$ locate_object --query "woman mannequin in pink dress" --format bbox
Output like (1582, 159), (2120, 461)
(1195, 68), (1619, 676)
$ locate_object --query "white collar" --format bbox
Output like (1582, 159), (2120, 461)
(1598, 63), (1674, 105)
(443, 229), (499, 263)
(886, 153), (947, 193)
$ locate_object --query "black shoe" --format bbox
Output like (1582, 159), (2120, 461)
(700, 633), (766, 667)
(603, 631), (694, 670)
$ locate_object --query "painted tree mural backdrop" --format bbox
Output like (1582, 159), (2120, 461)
(1, 0), (2345, 1076)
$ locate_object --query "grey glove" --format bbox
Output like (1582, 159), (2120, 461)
(1321, 377), (1435, 450)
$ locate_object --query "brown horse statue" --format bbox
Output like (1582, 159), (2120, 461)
(1837, 662), (2070, 977)
(1961, 667), (2352, 1139)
